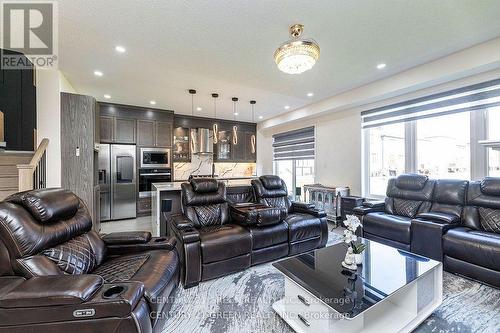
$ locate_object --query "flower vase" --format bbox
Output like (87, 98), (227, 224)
(354, 253), (363, 265)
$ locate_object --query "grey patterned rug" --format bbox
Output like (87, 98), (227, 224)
(163, 231), (500, 333)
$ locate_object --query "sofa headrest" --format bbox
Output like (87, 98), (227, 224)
(182, 181), (226, 206)
(480, 177), (500, 196)
(395, 174), (428, 191)
(260, 175), (283, 190)
(190, 178), (219, 193)
(7, 188), (80, 223)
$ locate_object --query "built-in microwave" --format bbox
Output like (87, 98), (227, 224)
(140, 148), (171, 168)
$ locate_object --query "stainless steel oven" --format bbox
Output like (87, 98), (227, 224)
(139, 168), (172, 197)
(140, 148), (171, 168)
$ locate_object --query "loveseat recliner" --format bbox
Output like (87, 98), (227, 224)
(354, 174), (500, 288)
(170, 175), (328, 288)
(0, 188), (180, 333)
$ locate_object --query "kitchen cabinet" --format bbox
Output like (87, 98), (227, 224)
(137, 120), (172, 147)
(137, 120), (155, 146)
(173, 127), (190, 162)
(231, 129), (246, 161)
(115, 118), (136, 143)
(100, 116), (114, 142)
(99, 116), (137, 144)
(155, 121), (172, 147)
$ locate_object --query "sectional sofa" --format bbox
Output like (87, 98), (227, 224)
(354, 174), (500, 288)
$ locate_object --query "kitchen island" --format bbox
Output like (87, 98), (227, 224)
(151, 177), (256, 236)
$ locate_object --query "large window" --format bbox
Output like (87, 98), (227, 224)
(487, 106), (500, 176)
(368, 123), (405, 196)
(273, 127), (315, 201)
(362, 78), (500, 198)
(416, 112), (470, 179)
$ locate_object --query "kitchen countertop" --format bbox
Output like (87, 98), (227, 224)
(152, 177), (257, 192)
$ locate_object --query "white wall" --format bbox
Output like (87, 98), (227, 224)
(257, 110), (362, 195)
(36, 69), (76, 187)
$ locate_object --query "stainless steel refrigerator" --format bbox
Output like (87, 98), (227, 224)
(99, 144), (137, 221)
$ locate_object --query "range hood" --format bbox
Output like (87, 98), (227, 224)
(191, 128), (214, 155)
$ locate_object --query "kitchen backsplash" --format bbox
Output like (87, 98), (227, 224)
(173, 155), (256, 181)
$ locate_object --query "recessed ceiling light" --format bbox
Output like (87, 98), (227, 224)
(284, 105), (290, 110)
(258, 115), (263, 119)
(150, 100), (156, 105)
(94, 70), (103, 77)
(115, 45), (126, 53)
(307, 92), (314, 97)
(103, 94), (111, 99)
(234, 112), (239, 116)
(196, 107), (202, 111)
(377, 63), (386, 69)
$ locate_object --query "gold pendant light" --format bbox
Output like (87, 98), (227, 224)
(274, 24), (320, 74)
(250, 100), (256, 153)
(232, 97), (238, 145)
(212, 93), (219, 144)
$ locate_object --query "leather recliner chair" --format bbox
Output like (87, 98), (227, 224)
(356, 174), (436, 250)
(252, 175), (329, 255)
(0, 188), (179, 333)
(442, 178), (500, 287)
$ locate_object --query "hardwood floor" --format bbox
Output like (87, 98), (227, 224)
(100, 216), (152, 234)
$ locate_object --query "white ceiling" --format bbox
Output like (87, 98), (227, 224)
(58, 0), (500, 122)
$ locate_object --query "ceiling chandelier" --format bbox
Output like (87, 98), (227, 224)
(274, 24), (320, 75)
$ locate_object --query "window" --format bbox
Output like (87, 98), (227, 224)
(487, 106), (500, 176)
(362, 78), (500, 197)
(368, 123), (405, 196)
(273, 127), (315, 201)
(416, 112), (470, 179)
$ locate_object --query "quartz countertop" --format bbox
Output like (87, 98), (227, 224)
(152, 177), (257, 192)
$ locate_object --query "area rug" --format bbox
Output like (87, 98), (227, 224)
(163, 231), (500, 333)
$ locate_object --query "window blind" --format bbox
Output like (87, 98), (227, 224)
(273, 126), (315, 160)
(362, 78), (500, 129)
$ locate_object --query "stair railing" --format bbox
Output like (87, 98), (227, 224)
(17, 138), (49, 192)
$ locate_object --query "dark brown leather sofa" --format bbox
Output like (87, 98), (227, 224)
(0, 188), (179, 333)
(354, 174), (500, 288)
(170, 176), (328, 288)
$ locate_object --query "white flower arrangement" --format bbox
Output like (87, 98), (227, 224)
(343, 215), (366, 254)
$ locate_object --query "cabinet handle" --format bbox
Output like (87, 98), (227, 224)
(297, 294), (310, 306)
(298, 314), (310, 327)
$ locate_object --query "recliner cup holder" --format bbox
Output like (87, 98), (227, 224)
(102, 285), (128, 299)
(154, 237), (167, 243)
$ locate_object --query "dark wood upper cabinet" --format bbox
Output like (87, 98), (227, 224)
(99, 116), (114, 143)
(115, 118), (136, 143)
(231, 129), (246, 161)
(137, 120), (155, 146)
(155, 121), (172, 147)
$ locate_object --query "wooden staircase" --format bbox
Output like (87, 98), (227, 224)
(0, 152), (33, 200)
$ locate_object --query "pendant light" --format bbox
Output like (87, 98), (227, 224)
(232, 97), (238, 145)
(250, 100), (256, 154)
(188, 89), (197, 153)
(212, 93), (219, 144)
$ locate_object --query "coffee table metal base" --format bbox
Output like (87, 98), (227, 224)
(273, 264), (443, 333)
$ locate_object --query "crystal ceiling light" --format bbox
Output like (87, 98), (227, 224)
(274, 24), (320, 75)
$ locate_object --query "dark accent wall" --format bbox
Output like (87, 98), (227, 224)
(0, 49), (36, 151)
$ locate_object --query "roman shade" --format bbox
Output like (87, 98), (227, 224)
(273, 126), (315, 160)
(362, 78), (500, 129)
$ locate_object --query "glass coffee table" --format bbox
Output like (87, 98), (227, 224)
(273, 238), (442, 332)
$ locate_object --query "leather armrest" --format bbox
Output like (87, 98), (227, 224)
(105, 236), (177, 256)
(363, 201), (385, 208)
(291, 202), (315, 210)
(171, 214), (200, 243)
(0, 275), (103, 308)
(416, 212), (460, 224)
(353, 205), (384, 216)
(410, 218), (460, 261)
(291, 201), (326, 218)
(102, 231), (152, 245)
